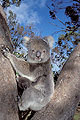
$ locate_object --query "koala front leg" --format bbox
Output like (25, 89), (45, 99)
(1, 48), (31, 79)
(1, 48), (44, 82)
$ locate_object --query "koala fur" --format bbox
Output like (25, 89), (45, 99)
(2, 36), (54, 111)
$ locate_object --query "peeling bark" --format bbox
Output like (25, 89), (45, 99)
(0, 5), (13, 51)
(31, 44), (80, 120)
(0, 5), (19, 120)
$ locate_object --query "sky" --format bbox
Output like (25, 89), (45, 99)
(5, 0), (70, 43)
(5, 0), (52, 35)
(3, 0), (73, 72)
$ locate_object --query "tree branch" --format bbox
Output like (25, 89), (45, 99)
(31, 43), (80, 120)
(0, 5), (19, 120)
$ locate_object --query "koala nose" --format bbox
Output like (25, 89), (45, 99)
(36, 51), (41, 58)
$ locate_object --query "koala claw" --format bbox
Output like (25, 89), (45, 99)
(1, 47), (10, 58)
(18, 101), (24, 111)
(18, 102), (29, 111)
(17, 95), (21, 102)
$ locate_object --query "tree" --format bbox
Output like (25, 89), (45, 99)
(0, 4), (80, 120)
(1, 0), (35, 51)
(0, 5), (19, 120)
(48, 0), (80, 71)
(1, 0), (21, 8)
(7, 10), (35, 50)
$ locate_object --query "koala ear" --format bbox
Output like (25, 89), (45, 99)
(23, 36), (30, 46)
(43, 36), (54, 48)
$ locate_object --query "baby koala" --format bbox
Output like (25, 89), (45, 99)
(2, 36), (54, 111)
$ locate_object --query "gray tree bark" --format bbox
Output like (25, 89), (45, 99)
(0, 5), (19, 120)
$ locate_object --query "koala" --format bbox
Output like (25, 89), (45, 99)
(2, 36), (54, 111)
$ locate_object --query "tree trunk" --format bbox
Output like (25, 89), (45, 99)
(31, 43), (80, 120)
(0, 5), (19, 120)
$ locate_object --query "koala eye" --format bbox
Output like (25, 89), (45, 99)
(32, 49), (35, 53)
(43, 50), (46, 53)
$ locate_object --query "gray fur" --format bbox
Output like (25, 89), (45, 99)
(2, 36), (54, 111)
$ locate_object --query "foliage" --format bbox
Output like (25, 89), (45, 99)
(49, 0), (80, 28)
(49, 0), (80, 70)
(7, 10), (35, 52)
(0, 0), (21, 8)
(73, 108), (80, 120)
(0, 0), (36, 56)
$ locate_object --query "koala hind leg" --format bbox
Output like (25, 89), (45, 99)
(17, 77), (31, 97)
(18, 87), (46, 111)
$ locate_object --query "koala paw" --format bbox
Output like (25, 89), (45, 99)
(1, 47), (10, 58)
(18, 100), (25, 111)
(18, 97), (29, 111)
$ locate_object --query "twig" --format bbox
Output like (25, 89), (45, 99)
(52, 30), (66, 35)
(55, 15), (66, 26)
(49, 22), (65, 29)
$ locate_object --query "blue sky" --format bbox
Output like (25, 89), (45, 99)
(4, 0), (74, 43)
(4, 0), (73, 72)
(5, 0), (70, 43)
